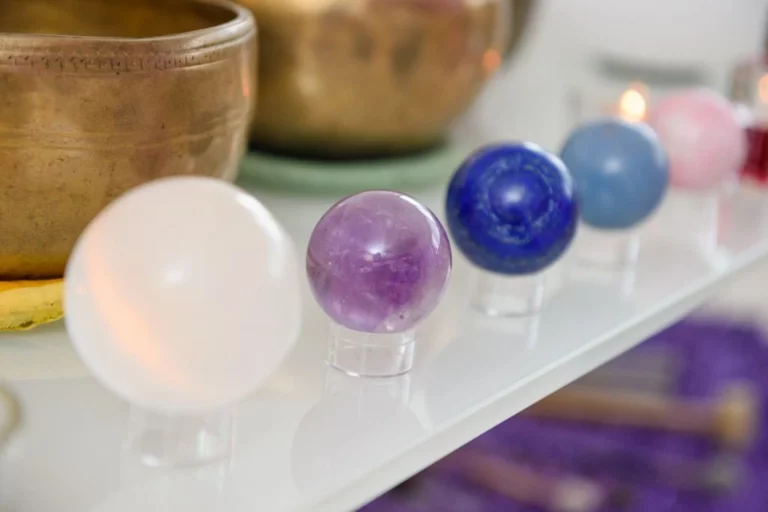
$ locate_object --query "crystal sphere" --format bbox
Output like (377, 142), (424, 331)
(445, 142), (579, 275)
(648, 89), (747, 190)
(560, 119), (669, 230)
(307, 191), (451, 334)
(65, 177), (301, 415)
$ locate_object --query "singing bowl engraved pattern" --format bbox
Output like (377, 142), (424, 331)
(0, 0), (256, 279)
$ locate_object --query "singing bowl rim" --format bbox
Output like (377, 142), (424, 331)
(0, 0), (255, 59)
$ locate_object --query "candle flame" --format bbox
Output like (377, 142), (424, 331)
(618, 84), (648, 122)
(758, 74), (768, 104)
(483, 50), (501, 75)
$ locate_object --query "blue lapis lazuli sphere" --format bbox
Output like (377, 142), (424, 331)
(560, 118), (669, 230)
(445, 142), (579, 275)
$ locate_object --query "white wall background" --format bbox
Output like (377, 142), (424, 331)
(550, 0), (766, 69)
(457, 0), (768, 150)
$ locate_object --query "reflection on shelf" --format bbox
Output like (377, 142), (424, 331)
(125, 406), (235, 469)
(291, 371), (422, 499)
(92, 449), (234, 512)
(564, 262), (637, 299)
(572, 225), (641, 271)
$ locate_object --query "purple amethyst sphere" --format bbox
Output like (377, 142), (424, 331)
(307, 191), (452, 334)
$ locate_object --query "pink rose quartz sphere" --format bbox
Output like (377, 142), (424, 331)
(648, 89), (747, 190)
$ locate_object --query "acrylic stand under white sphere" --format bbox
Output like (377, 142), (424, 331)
(327, 324), (416, 378)
(126, 407), (235, 468)
(573, 224), (641, 270)
(468, 268), (546, 317)
(64, 177), (302, 469)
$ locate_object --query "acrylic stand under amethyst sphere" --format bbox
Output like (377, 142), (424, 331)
(307, 191), (452, 377)
(446, 142), (579, 317)
(560, 118), (669, 269)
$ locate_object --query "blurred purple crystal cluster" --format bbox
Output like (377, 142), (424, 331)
(362, 316), (768, 512)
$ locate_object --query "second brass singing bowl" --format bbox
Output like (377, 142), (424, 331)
(0, 0), (256, 279)
(242, 0), (519, 158)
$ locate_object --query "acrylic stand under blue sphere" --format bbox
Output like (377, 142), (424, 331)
(560, 118), (669, 270)
(446, 142), (579, 316)
(572, 224), (642, 270)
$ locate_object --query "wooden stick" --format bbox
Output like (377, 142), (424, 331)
(451, 452), (608, 512)
(526, 382), (758, 449)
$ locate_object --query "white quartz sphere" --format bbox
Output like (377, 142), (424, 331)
(65, 177), (301, 414)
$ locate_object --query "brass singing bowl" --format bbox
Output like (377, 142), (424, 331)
(0, 0), (256, 279)
(242, 0), (527, 158)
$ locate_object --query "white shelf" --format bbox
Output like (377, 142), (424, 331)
(3, 184), (768, 512)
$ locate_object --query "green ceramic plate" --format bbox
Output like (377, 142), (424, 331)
(237, 145), (467, 195)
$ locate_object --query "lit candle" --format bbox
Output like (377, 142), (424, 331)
(617, 82), (649, 122)
(754, 72), (768, 124)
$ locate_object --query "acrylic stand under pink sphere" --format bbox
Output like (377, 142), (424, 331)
(648, 89), (747, 255)
(668, 191), (722, 255)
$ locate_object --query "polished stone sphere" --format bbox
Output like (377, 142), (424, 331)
(560, 119), (669, 230)
(648, 88), (747, 190)
(445, 142), (579, 275)
(307, 191), (452, 334)
(65, 177), (301, 415)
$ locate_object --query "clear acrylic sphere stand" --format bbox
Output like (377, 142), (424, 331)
(565, 259), (638, 299)
(327, 324), (416, 378)
(323, 366), (412, 405)
(468, 268), (547, 317)
(664, 190), (721, 255)
(469, 311), (542, 350)
(126, 407), (235, 468)
(572, 224), (641, 270)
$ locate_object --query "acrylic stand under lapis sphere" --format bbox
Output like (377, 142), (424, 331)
(446, 142), (579, 316)
(560, 118), (669, 269)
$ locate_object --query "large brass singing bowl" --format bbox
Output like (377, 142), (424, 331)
(0, 0), (255, 279)
(242, 0), (515, 158)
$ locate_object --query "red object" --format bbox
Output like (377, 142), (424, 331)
(742, 125), (768, 184)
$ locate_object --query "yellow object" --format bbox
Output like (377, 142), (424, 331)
(0, 279), (63, 331)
